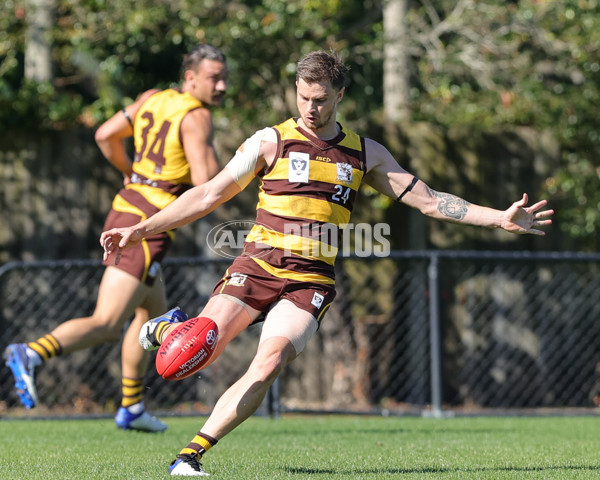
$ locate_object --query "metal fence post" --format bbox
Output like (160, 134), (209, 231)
(267, 378), (281, 418)
(427, 253), (443, 417)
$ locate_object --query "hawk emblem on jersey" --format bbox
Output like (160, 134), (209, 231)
(336, 163), (353, 184)
(288, 152), (310, 183)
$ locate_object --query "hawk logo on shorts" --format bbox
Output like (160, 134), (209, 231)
(148, 261), (161, 280)
(229, 272), (248, 287)
(311, 292), (325, 309)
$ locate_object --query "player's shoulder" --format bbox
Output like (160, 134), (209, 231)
(182, 104), (213, 126)
(363, 137), (389, 157)
(179, 106), (215, 143)
(254, 126), (278, 143)
(125, 88), (162, 119)
(363, 137), (395, 172)
(137, 88), (162, 103)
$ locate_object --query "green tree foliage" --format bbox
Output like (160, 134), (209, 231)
(1, 0), (382, 128)
(403, 0), (600, 247)
(1, 0), (599, 247)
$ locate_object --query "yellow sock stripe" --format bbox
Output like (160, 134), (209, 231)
(122, 385), (144, 396)
(179, 435), (215, 456)
(28, 335), (61, 361)
(122, 377), (143, 387)
(39, 336), (60, 355)
(121, 394), (143, 407)
(27, 342), (50, 360)
(179, 447), (199, 456)
(156, 322), (171, 343)
(44, 334), (62, 353)
(121, 377), (144, 406)
(193, 435), (214, 452)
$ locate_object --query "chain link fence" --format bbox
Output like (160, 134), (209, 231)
(1, 251), (599, 418)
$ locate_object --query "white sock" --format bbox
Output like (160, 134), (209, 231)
(127, 401), (144, 414)
(25, 346), (43, 368)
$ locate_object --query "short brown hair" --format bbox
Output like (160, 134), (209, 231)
(296, 50), (349, 91)
(182, 44), (226, 73)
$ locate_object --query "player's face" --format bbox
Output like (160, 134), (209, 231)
(296, 78), (344, 136)
(186, 59), (228, 106)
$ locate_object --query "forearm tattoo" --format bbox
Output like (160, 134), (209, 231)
(426, 186), (471, 220)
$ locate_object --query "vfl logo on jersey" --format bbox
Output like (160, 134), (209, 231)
(228, 272), (248, 287)
(311, 292), (325, 309)
(288, 152), (310, 183)
(336, 163), (353, 184)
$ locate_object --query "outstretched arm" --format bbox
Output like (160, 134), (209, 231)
(100, 127), (276, 263)
(421, 187), (552, 235)
(363, 138), (553, 235)
(100, 168), (241, 263)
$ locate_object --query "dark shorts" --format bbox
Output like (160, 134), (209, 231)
(211, 255), (336, 322)
(102, 208), (171, 286)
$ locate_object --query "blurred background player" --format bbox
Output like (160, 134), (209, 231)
(101, 49), (553, 474)
(3, 43), (227, 432)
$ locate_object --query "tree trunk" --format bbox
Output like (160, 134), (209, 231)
(383, 0), (410, 125)
(25, 0), (55, 82)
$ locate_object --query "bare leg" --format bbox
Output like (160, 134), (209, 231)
(201, 336), (297, 439)
(155, 295), (258, 368)
(196, 300), (318, 440)
(121, 308), (151, 379)
(121, 276), (167, 379)
(106, 270), (169, 431)
(51, 267), (149, 353)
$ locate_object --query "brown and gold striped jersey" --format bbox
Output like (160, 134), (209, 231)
(112, 89), (203, 222)
(244, 117), (367, 284)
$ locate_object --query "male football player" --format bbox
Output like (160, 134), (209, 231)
(4, 44), (226, 431)
(101, 50), (553, 474)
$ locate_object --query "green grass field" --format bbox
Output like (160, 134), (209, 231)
(1, 414), (600, 479)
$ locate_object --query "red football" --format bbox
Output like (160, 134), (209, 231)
(155, 316), (219, 381)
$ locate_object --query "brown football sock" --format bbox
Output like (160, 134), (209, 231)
(178, 432), (218, 458)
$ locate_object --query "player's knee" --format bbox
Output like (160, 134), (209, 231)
(100, 326), (122, 343)
(249, 344), (293, 382)
(248, 358), (281, 385)
(91, 317), (124, 342)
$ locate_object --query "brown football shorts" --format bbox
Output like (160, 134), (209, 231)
(102, 208), (171, 286)
(211, 255), (336, 322)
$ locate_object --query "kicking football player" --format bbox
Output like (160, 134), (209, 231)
(101, 50), (553, 474)
(3, 44), (226, 431)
